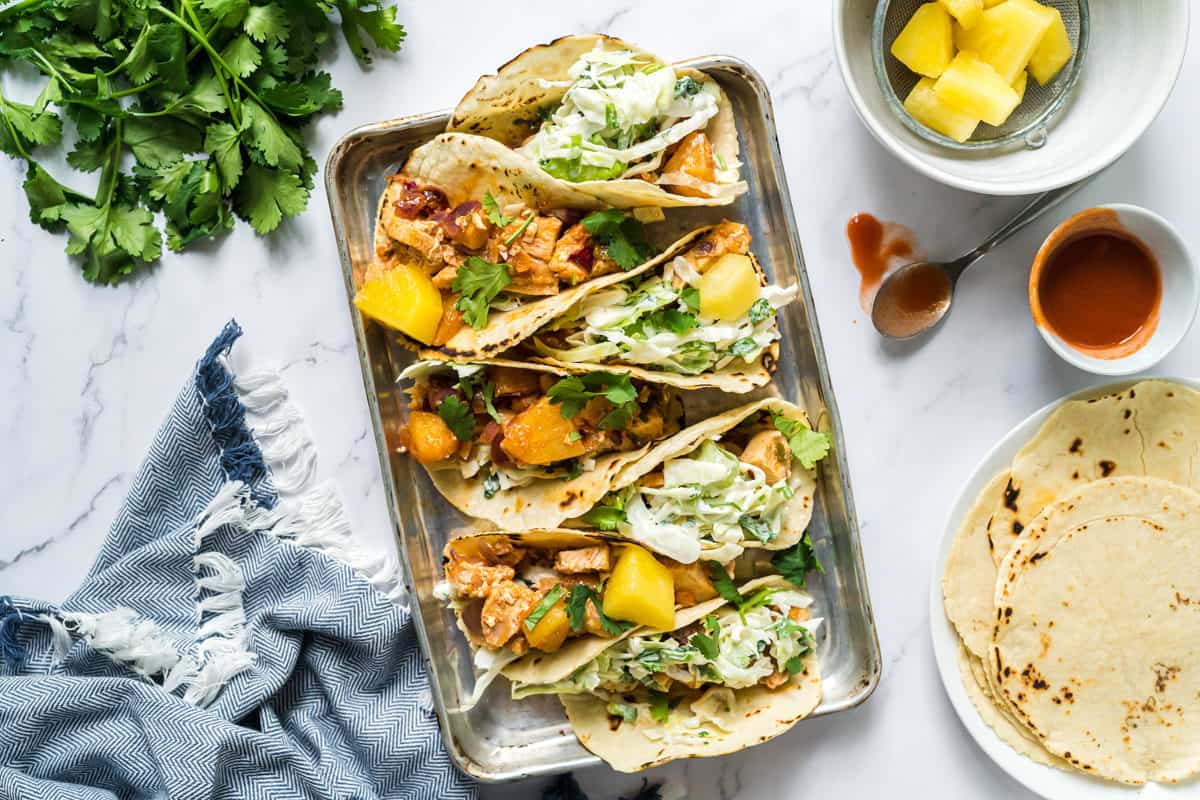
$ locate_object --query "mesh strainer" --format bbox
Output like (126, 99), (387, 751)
(871, 0), (1090, 151)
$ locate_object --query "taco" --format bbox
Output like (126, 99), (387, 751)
(398, 360), (682, 529)
(354, 168), (709, 358)
(505, 575), (823, 772)
(523, 221), (797, 393)
(572, 399), (829, 564)
(445, 34), (747, 207)
(440, 532), (738, 679)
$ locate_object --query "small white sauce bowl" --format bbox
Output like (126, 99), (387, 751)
(1030, 203), (1197, 376)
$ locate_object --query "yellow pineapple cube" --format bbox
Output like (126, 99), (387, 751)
(983, 0), (1004, 7)
(1012, 69), (1028, 103)
(1027, 8), (1072, 84)
(939, 0), (983, 30)
(891, 3), (955, 78)
(955, 0), (1056, 83)
(934, 51), (1021, 126)
(904, 77), (980, 142)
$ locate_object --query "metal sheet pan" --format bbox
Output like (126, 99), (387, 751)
(325, 55), (881, 782)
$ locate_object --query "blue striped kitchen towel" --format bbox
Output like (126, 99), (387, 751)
(0, 321), (477, 800)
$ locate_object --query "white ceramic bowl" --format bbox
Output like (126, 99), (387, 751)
(1030, 203), (1197, 376)
(833, 0), (1190, 195)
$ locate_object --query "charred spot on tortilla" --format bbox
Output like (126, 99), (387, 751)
(1124, 409), (1133, 418)
(1098, 460), (1116, 476)
(1068, 437), (1083, 454)
(1030, 551), (1047, 564)
(1003, 479), (1020, 511)
(1012, 521), (1023, 535)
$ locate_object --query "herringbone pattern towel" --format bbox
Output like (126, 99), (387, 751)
(0, 321), (477, 800)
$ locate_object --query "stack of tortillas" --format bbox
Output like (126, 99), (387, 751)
(942, 380), (1200, 785)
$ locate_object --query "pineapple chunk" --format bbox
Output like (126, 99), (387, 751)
(934, 51), (1021, 127)
(955, 0), (1055, 83)
(406, 411), (460, 464)
(982, 0), (1004, 6)
(500, 397), (586, 466)
(904, 77), (980, 143)
(602, 545), (675, 631)
(939, 0), (983, 30)
(890, 3), (955, 78)
(1011, 69), (1028, 103)
(699, 253), (761, 322)
(354, 263), (444, 345)
(525, 600), (570, 652)
(1027, 8), (1072, 85)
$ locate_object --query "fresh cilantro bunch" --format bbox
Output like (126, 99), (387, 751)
(0, 0), (405, 284)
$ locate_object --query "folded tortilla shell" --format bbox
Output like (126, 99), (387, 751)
(528, 252), (785, 394)
(416, 359), (678, 530)
(580, 398), (817, 554)
(445, 34), (746, 209)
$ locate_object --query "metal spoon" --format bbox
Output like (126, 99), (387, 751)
(871, 180), (1089, 339)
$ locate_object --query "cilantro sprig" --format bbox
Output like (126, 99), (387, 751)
(706, 560), (779, 621)
(771, 533), (824, 589)
(436, 395), (474, 441)
(452, 256), (511, 329)
(688, 614), (720, 660)
(546, 372), (638, 430)
(524, 584), (565, 632)
(772, 413), (832, 470)
(1, 0), (405, 284)
(565, 584), (630, 637)
(581, 209), (653, 270)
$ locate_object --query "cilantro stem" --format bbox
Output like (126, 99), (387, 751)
(27, 50), (77, 93)
(111, 79), (160, 99)
(97, 118), (122, 208)
(156, 2), (267, 112)
(503, 212), (536, 246)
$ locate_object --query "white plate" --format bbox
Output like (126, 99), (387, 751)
(928, 377), (1200, 799)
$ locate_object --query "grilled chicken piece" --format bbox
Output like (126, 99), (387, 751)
(384, 217), (444, 262)
(625, 407), (665, 442)
(451, 207), (491, 250)
(480, 580), (538, 649)
(475, 538), (525, 566)
(444, 557), (515, 599)
(488, 365), (542, 397)
(548, 223), (595, 285)
(431, 264), (458, 290)
(682, 221), (751, 273)
(554, 545), (611, 574)
(738, 430), (792, 485)
(762, 670), (790, 689)
(512, 215), (563, 262)
(665, 559), (719, 604)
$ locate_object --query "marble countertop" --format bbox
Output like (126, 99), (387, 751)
(2, 3), (1197, 798)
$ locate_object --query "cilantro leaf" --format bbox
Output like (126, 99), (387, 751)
(565, 584), (629, 637)
(648, 691), (670, 724)
(244, 3), (290, 43)
(748, 297), (773, 324)
(645, 308), (697, 334)
(581, 209), (653, 270)
(729, 337), (759, 360)
(524, 584), (565, 631)
(546, 372), (638, 430)
(706, 561), (744, 609)
(481, 191), (512, 227)
(738, 514), (775, 543)
(481, 382), (502, 424)
(221, 34), (262, 78)
(241, 100), (302, 169)
(483, 472), (501, 499)
(0, 95), (62, 156)
(680, 286), (700, 312)
(772, 414), (831, 469)
(674, 76), (703, 98)
(688, 614), (720, 660)
(771, 533), (824, 589)
(23, 162), (89, 231)
(204, 122), (244, 192)
(123, 117), (200, 168)
(337, 1), (406, 63)
(606, 702), (638, 723)
(234, 163), (308, 234)
(785, 655), (806, 675)
(451, 257), (511, 329)
(435, 395), (474, 441)
(579, 504), (626, 531)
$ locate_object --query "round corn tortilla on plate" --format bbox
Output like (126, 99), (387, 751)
(929, 377), (1200, 799)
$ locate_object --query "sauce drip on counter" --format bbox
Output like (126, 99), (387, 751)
(1031, 209), (1161, 358)
(847, 214), (920, 307)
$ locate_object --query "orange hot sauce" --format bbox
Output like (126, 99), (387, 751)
(1030, 208), (1161, 359)
(846, 213), (922, 311)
